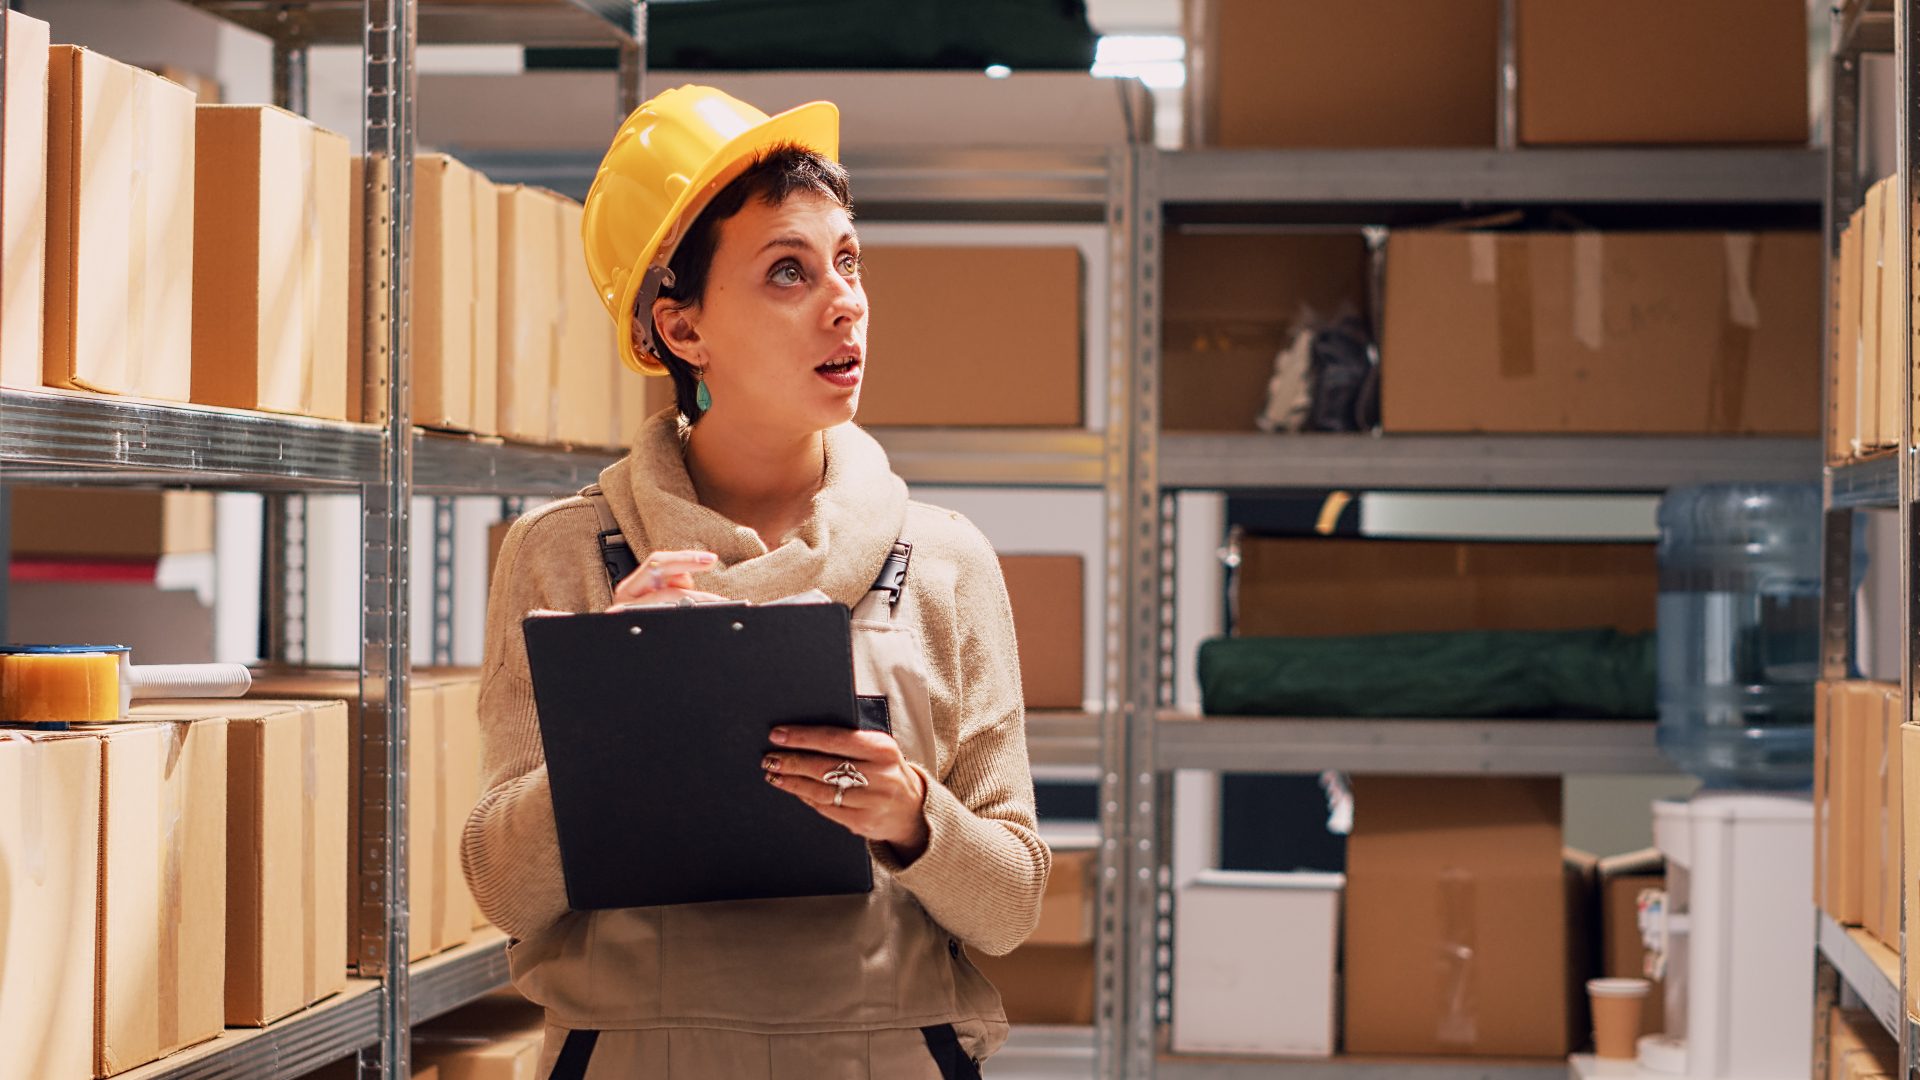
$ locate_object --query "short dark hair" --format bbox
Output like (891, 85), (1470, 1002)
(643, 144), (854, 421)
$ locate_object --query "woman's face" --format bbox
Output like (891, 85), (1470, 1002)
(658, 190), (867, 438)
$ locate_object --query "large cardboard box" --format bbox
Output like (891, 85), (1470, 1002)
(1171, 870), (1342, 1057)
(496, 185), (560, 443)
(1596, 849), (1663, 1037)
(1380, 230), (1822, 435)
(132, 700), (351, 1026)
(94, 719), (229, 1075)
(1160, 229), (1372, 431)
(1516, 0), (1807, 146)
(555, 198), (617, 447)
(856, 246), (1081, 427)
(1, 11), (51, 387)
(192, 105), (350, 420)
(1187, 0), (1497, 148)
(1344, 776), (1570, 1057)
(9, 487), (214, 559)
(969, 944), (1095, 1025)
(1234, 536), (1655, 638)
(0, 732), (101, 1080)
(471, 172), (501, 437)
(998, 554), (1084, 711)
(417, 155), (478, 432)
(1828, 682), (1888, 927)
(246, 670), (479, 965)
(44, 47), (195, 402)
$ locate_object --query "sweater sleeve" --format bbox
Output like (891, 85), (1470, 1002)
(460, 508), (587, 941)
(871, 512), (1050, 956)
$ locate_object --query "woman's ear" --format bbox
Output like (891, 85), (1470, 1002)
(652, 299), (705, 364)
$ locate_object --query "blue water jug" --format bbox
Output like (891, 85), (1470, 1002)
(1655, 482), (1821, 788)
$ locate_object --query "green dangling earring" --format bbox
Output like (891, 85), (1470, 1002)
(695, 367), (713, 412)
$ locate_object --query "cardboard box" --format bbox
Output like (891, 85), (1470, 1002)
(1234, 536), (1655, 638)
(246, 670), (479, 965)
(132, 700), (350, 1026)
(555, 198), (617, 448)
(856, 246), (1081, 427)
(1856, 188), (1887, 452)
(1829, 681), (1888, 927)
(1815, 681), (1835, 912)
(1904, 723), (1920, 1017)
(496, 185), (560, 443)
(998, 554), (1084, 711)
(1186, 0), (1497, 148)
(44, 47), (195, 402)
(1831, 212), (1864, 462)
(1029, 847), (1094, 945)
(414, 1034), (542, 1080)
(1516, 0), (1807, 146)
(191, 105), (350, 420)
(9, 487), (214, 559)
(1829, 1007), (1898, 1080)
(417, 155), (479, 432)
(471, 172), (500, 437)
(968, 944), (1095, 1025)
(1171, 869), (1342, 1057)
(1875, 184), (1902, 449)
(1380, 230), (1822, 435)
(1, 11), (51, 388)
(1344, 776), (1570, 1057)
(1596, 849), (1663, 1037)
(0, 732), (101, 1080)
(1160, 229), (1372, 431)
(1878, 689), (1902, 949)
(93, 719), (229, 1075)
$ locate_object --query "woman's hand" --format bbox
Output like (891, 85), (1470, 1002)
(607, 550), (729, 610)
(763, 726), (930, 863)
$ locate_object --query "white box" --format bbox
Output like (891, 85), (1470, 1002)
(1171, 869), (1343, 1057)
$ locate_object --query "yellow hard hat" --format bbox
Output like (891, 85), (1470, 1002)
(582, 85), (840, 376)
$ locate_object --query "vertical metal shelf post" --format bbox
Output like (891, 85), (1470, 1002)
(1901, 2), (1919, 1073)
(360, 0), (416, 1074)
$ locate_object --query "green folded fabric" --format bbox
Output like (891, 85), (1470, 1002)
(1197, 628), (1656, 719)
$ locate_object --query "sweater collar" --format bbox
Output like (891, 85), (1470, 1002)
(597, 409), (908, 608)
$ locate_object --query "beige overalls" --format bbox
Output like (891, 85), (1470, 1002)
(515, 505), (1009, 1079)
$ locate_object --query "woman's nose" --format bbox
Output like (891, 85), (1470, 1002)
(824, 272), (866, 326)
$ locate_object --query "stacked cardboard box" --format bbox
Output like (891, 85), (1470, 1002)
(417, 154), (501, 435)
(1830, 177), (1906, 462)
(192, 105), (351, 420)
(44, 46), (197, 402)
(967, 847), (1096, 1025)
(1817, 680), (1902, 948)
(247, 669), (482, 966)
(1381, 229), (1821, 435)
(998, 554), (1084, 711)
(496, 185), (625, 448)
(9, 486), (214, 561)
(1829, 1007), (1898, 1080)
(1171, 870), (1343, 1056)
(1, 10), (51, 388)
(132, 699), (351, 1026)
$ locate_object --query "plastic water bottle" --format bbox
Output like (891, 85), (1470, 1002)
(1655, 482), (1822, 788)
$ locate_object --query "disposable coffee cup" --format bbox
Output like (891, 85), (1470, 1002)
(1588, 977), (1652, 1060)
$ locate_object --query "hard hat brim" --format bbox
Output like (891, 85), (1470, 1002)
(611, 99), (841, 376)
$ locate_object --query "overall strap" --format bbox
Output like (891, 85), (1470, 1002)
(581, 484), (640, 592)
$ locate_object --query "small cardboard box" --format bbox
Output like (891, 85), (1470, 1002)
(1187, 0), (1498, 148)
(856, 246), (1081, 427)
(1234, 536), (1656, 638)
(1380, 230), (1822, 435)
(132, 699), (351, 1026)
(1878, 689), (1903, 948)
(1160, 228), (1372, 431)
(417, 155), (479, 432)
(191, 105), (350, 420)
(998, 554), (1084, 711)
(1028, 847), (1094, 945)
(471, 171), (501, 437)
(1829, 682), (1887, 927)
(496, 185), (560, 443)
(554, 197), (618, 448)
(9, 487), (214, 559)
(1171, 870), (1342, 1057)
(1344, 776), (1570, 1057)
(44, 47), (196, 402)
(1516, 0), (1807, 146)
(246, 670), (480, 965)
(1, 10), (51, 388)
(94, 719), (229, 1075)
(968, 943), (1095, 1025)
(0, 731), (101, 1080)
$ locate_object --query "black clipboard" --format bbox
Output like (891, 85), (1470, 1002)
(522, 602), (872, 910)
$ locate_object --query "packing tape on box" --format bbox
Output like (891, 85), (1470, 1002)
(1710, 234), (1760, 433)
(1436, 867), (1478, 1047)
(6, 730), (47, 885)
(300, 703), (319, 1004)
(1572, 232), (1604, 353)
(127, 73), (150, 396)
(1495, 236), (1534, 378)
(158, 721), (185, 1052)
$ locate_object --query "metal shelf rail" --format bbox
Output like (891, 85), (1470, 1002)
(1155, 718), (1674, 776)
(1819, 911), (1902, 1038)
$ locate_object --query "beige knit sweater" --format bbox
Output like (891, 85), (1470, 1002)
(462, 411), (1049, 955)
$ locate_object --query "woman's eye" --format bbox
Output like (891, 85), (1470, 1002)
(837, 254), (859, 278)
(771, 262), (803, 285)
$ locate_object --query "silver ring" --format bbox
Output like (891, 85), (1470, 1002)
(823, 761), (869, 790)
(832, 788), (845, 808)
(647, 565), (668, 592)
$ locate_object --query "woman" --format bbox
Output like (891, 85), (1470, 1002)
(464, 86), (1050, 1079)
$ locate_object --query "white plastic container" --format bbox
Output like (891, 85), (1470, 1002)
(1171, 869), (1343, 1057)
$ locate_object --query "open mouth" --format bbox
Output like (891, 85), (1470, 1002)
(815, 356), (862, 387)
(816, 358), (858, 375)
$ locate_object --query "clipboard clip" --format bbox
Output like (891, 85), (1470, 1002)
(872, 541), (912, 609)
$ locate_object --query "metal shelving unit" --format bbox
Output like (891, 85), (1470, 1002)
(1819, 911), (1903, 1038)
(1155, 717), (1673, 776)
